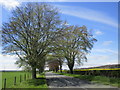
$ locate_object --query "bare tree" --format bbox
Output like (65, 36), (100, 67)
(52, 51), (64, 73)
(56, 25), (97, 74)
(2, 3), (64, 79)
(48, 59), (59, 72)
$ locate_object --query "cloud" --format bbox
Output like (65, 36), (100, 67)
(0, 0), (20, 10)
(0, 0), (119, 11)
(84, 54), (118, 67)
(74, 48), (118, 68)
(19, 0), (67, 2)
(76, 60), (118, 69)
(0, 49), (118, 70)
(0, 54), (21, 70)
(67, 48), (118, 69)
(54, 5), (118, 28)
(47, 0), (67, 1)
(87, 55), (110, 62)
(92, 48), (118, 55)
(95, 30), (103, 35)
(15, 0), (120, 2)
(102, 41), (113, 46)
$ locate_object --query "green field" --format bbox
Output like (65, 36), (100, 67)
(2, 71), (31, 88)
(0, 72), (2, 89)
(1, 71), (48, 88)
(11, 73), (48, 88)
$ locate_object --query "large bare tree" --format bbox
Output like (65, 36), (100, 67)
(2, 3), (64, 79)
(56, 25), (97, 74)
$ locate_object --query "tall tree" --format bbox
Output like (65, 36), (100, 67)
(56, 25), (97, 74)
(48, 59), (59, 72)
(2, 3), (64, 79)
(52, 51), (64, 73)
(37, 56), (46, 74)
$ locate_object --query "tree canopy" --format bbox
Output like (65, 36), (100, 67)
(2, 3), (64, 78)
(2, 3), (97, 77)
(54, 25), (97, 73)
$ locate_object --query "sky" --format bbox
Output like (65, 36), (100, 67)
(0, 0), (119, 70)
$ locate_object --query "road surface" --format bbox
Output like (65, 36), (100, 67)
(45, 72), (119, 90)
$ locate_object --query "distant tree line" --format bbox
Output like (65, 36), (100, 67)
(2, 3), (97, 79)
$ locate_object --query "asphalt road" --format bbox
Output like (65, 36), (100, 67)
(45, 72), (119, 90)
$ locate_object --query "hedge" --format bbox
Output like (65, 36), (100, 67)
(61, 68), (120, 78)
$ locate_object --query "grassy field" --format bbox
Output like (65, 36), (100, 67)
(56, 72), (120, 88)
(0, 72), (2, 89)
(11, 73), (48, 88)
(1, 71), (48, 88)
(2, 71), (31, 88)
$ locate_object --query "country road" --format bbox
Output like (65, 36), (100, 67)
(45, 72), (119, 90)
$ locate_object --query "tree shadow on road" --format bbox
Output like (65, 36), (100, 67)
(27, 77), (46, 86)
(46, 77), (92, 87)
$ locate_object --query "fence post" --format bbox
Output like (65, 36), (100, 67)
(20, 75), (21, 83)
(29, 74), (30, 79)
(28, 74), (29, 79)
(14, 76), (16, 85)
(26, 74), (28, 80)
(30, 74), (31, 79)
(24, 74), (26, 80)
(4, 78), (6, 90)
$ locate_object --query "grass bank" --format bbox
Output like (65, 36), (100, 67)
(2, 71), (48, 89)
(2, 71), (30, 88)
(11, 73), (48, 88)
(55, 72), (120, 88)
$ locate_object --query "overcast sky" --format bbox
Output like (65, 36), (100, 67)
(0, 0), (119, 70)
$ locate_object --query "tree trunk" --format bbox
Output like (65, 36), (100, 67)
(68, 62), (74, 74)
(69, 67), (73, 74)
(39, 66), (44, 74)
(66, 57), (74, 74)
(56, 68), (58, 72)
(39, 69), (41, 74)
(60, 65), (62, 73)
(32, 67), (36, 79)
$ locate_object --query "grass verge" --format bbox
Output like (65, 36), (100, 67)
(10, 73), (48, 88)
(55, 72), (120, 88)
(2, 71), (30, 88)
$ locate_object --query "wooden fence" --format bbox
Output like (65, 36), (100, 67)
(3, 74), (31, 89)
